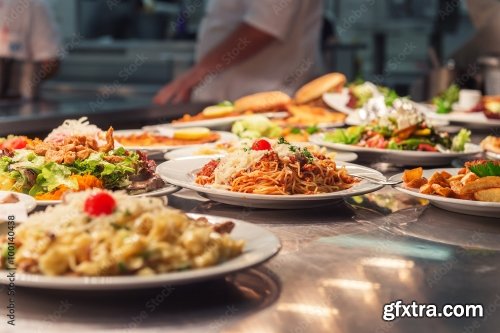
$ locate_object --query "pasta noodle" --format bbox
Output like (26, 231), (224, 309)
(0, 190), (244, 276)
(196, 140), (358, 195)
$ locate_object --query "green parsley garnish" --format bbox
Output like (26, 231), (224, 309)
(306, 125), (320, 135)
(290, 127), (301, 134)
(301, 148), (314, 163)
(277, 137), (289, 145)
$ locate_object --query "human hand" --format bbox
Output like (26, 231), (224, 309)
(153, 66), (206, 105)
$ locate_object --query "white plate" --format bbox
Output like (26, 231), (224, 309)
(421, 104), (500, 129)
(156, 157), (384, 209)
(114, 129), (238, 151)
(391, 168), (500, 218)
(322, 89), (353, 114)
(310, 133), (482, 167)
(164, 144), (358, 163)
(145, 112), (289, 131)
(0, 191), (36, 213)
(0, 213), (281, 290)
(486, 151), (500, 160)
(36, 183), (180, 206)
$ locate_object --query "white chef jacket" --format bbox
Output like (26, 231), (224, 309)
(192, 0), (324, 102)
(0, 0), (60, 61)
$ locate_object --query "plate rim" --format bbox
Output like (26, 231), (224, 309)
(0, 213), (281, 290)
(35, 183), (180, 206)
(310, 133), (483, 157)
(164, 142), (359, 163)
(156, 157), (384, 202)
(0, 190), (36, 213)
(421, 104), (500, 126)
(114, 130), (238, 151)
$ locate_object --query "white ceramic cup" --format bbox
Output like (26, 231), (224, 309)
(458, 89), (482, 110)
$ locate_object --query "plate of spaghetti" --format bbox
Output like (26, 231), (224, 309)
(157, 138), (384, 208)
(0, 190), (281, 289)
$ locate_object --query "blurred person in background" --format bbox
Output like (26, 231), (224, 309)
(452, 0), (500, 69)
(154, 0), (324, 104)
(0, 0), (61, 100)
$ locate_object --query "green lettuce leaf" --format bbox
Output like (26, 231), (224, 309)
(469, 162), (500, 177)
(73, 151), (138, 189)
(0, 156), (11, 172)
(451, 129), (471, 152)
(231, 115), (282, 139)
(324, 126), (364, 145)
(31, 162), (78, 195)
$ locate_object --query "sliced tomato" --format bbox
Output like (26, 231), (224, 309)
(8, 137), (27, 149)
(417, 143), (438, 152)
(366, 134), (388, 149)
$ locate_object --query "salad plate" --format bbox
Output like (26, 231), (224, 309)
(114, 129), (238, 151)
(1, 118), (177, 205)
(310, 133), (482, 166)
(157, 157), (384, 209)
(391, 168), (500, 218)
(0, 212), (281, 290)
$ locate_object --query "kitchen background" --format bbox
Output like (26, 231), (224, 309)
(41, 0), (476, 101)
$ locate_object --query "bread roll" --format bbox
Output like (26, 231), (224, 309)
(294, 73), (346, 104)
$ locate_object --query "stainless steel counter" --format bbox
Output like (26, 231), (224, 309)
(4, 158), (500, 333)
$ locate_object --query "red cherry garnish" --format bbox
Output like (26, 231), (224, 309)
(84, 192), (117, 217)
(251, 139), (272, 151)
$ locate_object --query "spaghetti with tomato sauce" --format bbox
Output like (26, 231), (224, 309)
(195, 139), (358, 195)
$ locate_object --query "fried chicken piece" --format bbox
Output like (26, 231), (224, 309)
(99, 127), (114, 153)
(63, 143), (76, 152)
(63, 151), (76, 165)
(45, 150), (64, 163)
(33, 142), (52, 156)
(75, 145), (86, 152)
(86, 137), (98, 150)
(76, 149), (92, 160)
(103, 155), (125, 163)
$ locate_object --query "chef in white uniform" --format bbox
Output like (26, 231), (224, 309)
(0, 0), (61, 99)
(154, 0), (324, 104)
